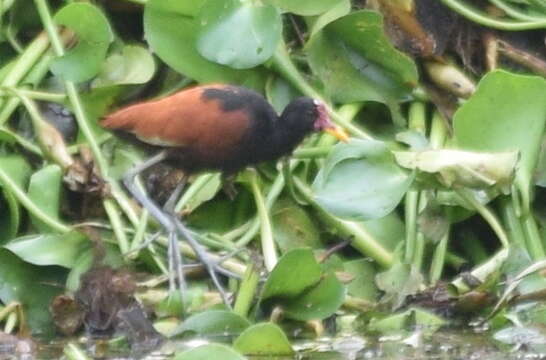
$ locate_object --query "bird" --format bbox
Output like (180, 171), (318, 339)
(101, 83), (349, 304)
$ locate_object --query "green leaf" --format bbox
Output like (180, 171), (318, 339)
(453, 70), (546, 212)
(144, 0), (264, 89)
(271, 198), (323, 252)
(376, 263), (423, 309)
(343, 259), (379, 301)
(171, 310), (250, 337)
(283, 272), (346, 321)
(307, 10), (417, 124)
(261, 248), (322, 300)
(0, 249), (64, 334)
(27, 165), (62, 233)
(313, 139), (413, 221)
(0, 156), (32, 243)
(197, 0), (281, 69)
(92, 45), (156, 87)
(174, 344), (246, 360)
(266, 0), (345, 16)
(4, 232), (88, 268)
(233, 323), (294, 356)
(308, 0), (351, 37)
(394, 150), (518, 190)
(51, 3), (114, 82)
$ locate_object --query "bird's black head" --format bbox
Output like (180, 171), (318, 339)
(280, 97), (349, 141)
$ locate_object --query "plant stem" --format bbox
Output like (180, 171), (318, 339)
(430, 231), (449, 283)
(440, 0), (546, 29)
(249, 170), (277, 271)
(455, 188), (509, 248)
(0, 88), (66, 102)
(489, 0), (546, 21)
(0, 166), (70, 233)
(451, 248), (509, 293)
(294, 178), (394, 268)
(499, 196), (526, 247)
(233, 263), (260, 318)
(293, 146), (333, 159)
(522, 214), (545, 260)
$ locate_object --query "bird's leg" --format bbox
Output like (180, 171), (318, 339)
(122, 150), (186, 299)
(171, 217), (232, 305)
(162, 178), (232, 306)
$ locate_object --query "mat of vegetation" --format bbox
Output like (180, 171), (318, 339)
(1, 0), (546, 358)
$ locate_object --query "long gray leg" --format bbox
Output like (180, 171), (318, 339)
(122, 151), (186, 298)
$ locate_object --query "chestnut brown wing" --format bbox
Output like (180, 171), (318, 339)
(101, 85), (252, 163)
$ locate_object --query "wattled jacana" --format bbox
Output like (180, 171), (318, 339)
(102, 84), (349, 304)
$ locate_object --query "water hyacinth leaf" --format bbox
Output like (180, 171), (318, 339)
(261, 248), (322, 300)
(179, 173), (222, 214)
(313, 139), (413, 221)
(4, 232), (87, 268)
(283, 272), (345, 321)
(343, 259), (379, 301)
(144, 0), (264, 89)
(197, 0), (281, 69)
(266, 0), (345, 16)
(363, 212), (406, 251)
(0, 156), (32, 243)
(233, 323), (294, 356)
(376, 262), (423, 309)
(171, 310), (250, 337)
(453, 71), (546, 212)
(51, 3), (114, 82)
(0, 249), (64, 334)
(394, 150), (518, 190)
(92, 45), (156, 87)
(27, 165), (62, 233)
(309, 0), (351, 37)
(272, 198), (323, 252)
(174, 344), (246, 360)
(307, 11), (417, 124)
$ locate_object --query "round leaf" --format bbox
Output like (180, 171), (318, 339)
(174, 344), (246, 360)
(144, 0), (264, 88)
(4, 232), (88, 268)
(266, 0), (345, 16)
(197, 0), (281, 69)
(92, 45), (156, 87)
(233, 323), (294, 356)
(312, 139), (413, 221)
(261, 248), (322, 300)
(51, 3), (114, 82)
(282, 273), (346, 321)
(171, 310), (250, 337)
(27, 165), (62, 233)
(453, 70), (546, 211)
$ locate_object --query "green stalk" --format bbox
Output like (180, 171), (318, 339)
(452, 248), (509, 293)
(522, 214), (545, 260)
(440, 0), (546, 29)
(174, 173), (217, 213)
(293, 146), (333, 159)
(489, 0), (546, 21)
(294, 178), (393, 268)
(455, 188), (509, 248)
(430, 231), (449, 283)
(233, 263), (260, 318)
(63, 343), (91, 360)
(499, 196), (526, 247)
(405, 102), (426, 264)
(0, 88), (66, 102)
(0, 52), (53, 125)
(249, 171), (277, 271)
(129, 210), (149, 253)
(0, 166), (70, 233)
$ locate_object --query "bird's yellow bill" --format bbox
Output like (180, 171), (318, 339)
(325, 126), (350, 143)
